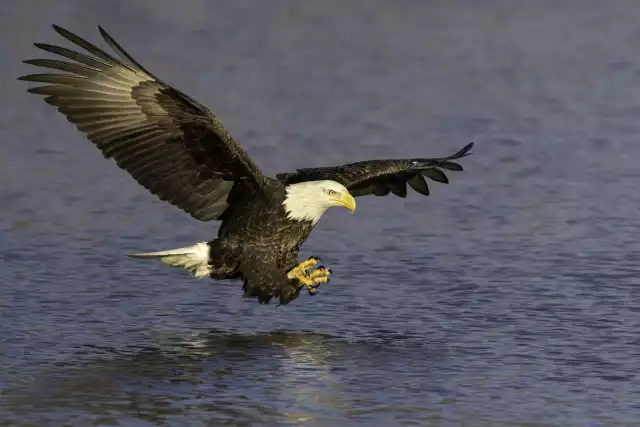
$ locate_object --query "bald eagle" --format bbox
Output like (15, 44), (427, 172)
(19, 25), (474, 305)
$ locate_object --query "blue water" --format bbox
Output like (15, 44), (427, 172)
(2, 0), (640, 425)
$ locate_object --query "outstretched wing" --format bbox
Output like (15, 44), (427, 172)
(19, 25), (267, 221)
(276, 143), (473, 197)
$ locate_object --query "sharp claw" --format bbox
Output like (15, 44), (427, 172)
(317, 265), (325, 271)
(327, 268), (332, 274)
(308, 255), (323, 263)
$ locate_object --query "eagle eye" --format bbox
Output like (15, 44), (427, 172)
(327, 189), (338, 196)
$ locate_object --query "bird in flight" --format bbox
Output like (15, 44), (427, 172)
(19, 25), (474, 305)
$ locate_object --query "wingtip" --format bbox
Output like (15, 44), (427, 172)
(448, 142), (474, 160)
(51, 24), (66, 36)
(97, 25), (116, 46)
(97, 25), (109, 38)
(461, 141), (474, 155)
(50, 24), (83, 44)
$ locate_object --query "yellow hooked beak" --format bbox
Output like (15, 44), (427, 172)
(338, 192), (356, 213)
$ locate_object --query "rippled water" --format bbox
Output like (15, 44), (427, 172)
(2, 0), (640, 425)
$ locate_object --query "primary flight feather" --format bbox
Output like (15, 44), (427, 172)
(20, 25), (474, 305)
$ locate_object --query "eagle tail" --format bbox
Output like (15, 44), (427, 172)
(127, 242), (211, 279)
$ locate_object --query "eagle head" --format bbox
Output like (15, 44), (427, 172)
(283, 180), (356, 224)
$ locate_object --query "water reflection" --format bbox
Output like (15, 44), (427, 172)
(3, 330), (443, 425)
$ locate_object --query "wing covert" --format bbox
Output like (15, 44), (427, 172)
(276, 142), (473, 198)
(19, 25), (267, 221)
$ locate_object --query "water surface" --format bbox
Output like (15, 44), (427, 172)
(2, 1), (640, 425)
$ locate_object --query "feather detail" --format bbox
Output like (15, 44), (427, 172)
(276, 143), (473, 198)
(128, 242), (211, 278)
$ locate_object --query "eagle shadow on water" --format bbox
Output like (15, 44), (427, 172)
(19, 25), (474, 305)
(2, 330), (447, 425)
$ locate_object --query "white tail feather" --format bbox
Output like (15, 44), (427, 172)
(128, 242), (211, 278)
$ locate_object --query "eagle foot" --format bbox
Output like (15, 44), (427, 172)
(287, 257), (331, 295)
(305, 267), (332, 296)
(287, 256), (320, 280)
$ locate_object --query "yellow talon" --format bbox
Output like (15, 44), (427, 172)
(302, 268), (331, 294)
(286, 257), (319, 280)
(295, 274), (315, 286)
(287, 260), (332, 295)
(309, 268), (331, 280)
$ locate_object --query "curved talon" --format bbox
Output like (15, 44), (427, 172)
(307, 280), (325, 296)
(287, 257), (331, 297)
(309, 267), (330, 279)
(287, 257), (320, 280)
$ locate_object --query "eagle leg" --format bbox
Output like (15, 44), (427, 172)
(286, 257), (332, 295)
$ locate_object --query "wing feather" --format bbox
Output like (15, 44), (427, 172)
(422, 168), (448, 184)
(407, 174), (430, 196)
(20, 25), (267, 221)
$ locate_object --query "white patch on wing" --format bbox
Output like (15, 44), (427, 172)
(283, 180), (347, 225)
(128, 242), (211, 278)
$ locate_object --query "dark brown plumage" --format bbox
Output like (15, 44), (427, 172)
(19, 25), (474, 305)
(20, 25), (266, 222)
(276, 143), (473, 197)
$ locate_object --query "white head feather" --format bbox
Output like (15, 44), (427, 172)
(283, 180), (355, 225)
